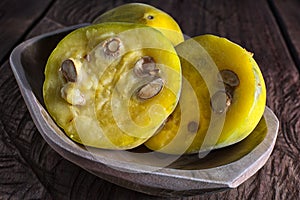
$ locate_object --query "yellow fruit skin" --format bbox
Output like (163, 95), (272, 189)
(93, 3), (184, 46)
(145, 34), (266, 154)
(43, 22), (181, 150)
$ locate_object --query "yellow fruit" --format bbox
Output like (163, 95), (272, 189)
(43, 22), (182, 150)
(145, 34), (266, 154)
(93, 3), (184, 46)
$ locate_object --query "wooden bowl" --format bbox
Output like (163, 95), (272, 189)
(9, 24), (279, 197)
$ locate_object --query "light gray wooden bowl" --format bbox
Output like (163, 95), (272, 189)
(9, 24), (279, 197)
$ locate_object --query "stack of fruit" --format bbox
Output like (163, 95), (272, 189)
(43, 3), (266, 155)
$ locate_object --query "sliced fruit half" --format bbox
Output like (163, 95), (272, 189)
(43, 22), (182, 149)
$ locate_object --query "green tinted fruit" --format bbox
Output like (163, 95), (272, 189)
(43, 22), (182, 150)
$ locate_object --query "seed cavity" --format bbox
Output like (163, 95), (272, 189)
(213, 69), (239, 113)
(210, 90), (231, 114)
(61, 84), (86, 106)
(103, 37), (122, 57)
(218, 69), (240, 87)
(188, 121), (199, 133)
(61, 59), (77, 82)
(133, 56), (160, 77)
(83, 54), (91, 62)
(136, 78), (164, 100)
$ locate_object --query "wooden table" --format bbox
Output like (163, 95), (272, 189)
(1, 0), (299, 199)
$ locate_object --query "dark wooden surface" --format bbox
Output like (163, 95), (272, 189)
(0, 0), (299, 199)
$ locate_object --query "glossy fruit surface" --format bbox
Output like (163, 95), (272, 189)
(43, 22), (181, 149)
(93, 3), (184, 46)
(145, 34), (266, 154)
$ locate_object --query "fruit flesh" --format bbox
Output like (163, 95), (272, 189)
(43, 22), (182, 149)
(93, 3), (184, 46)
(145, 34), (266, 154)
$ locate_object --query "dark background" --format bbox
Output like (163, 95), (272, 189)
(0, 0), (299, 199)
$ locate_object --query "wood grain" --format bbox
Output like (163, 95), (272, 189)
(0, 0), (299, 199)
(0, 0), (53, 64)
(0, 61), (158, 199)
(0, 62), (51, 199)
(270, 0), (300, 71)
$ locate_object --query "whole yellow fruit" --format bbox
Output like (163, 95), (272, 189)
(93, 3), (184, 46)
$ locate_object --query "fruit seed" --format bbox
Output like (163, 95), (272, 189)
(136, 77), (164, 100)
(60, 59), (77, 82)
